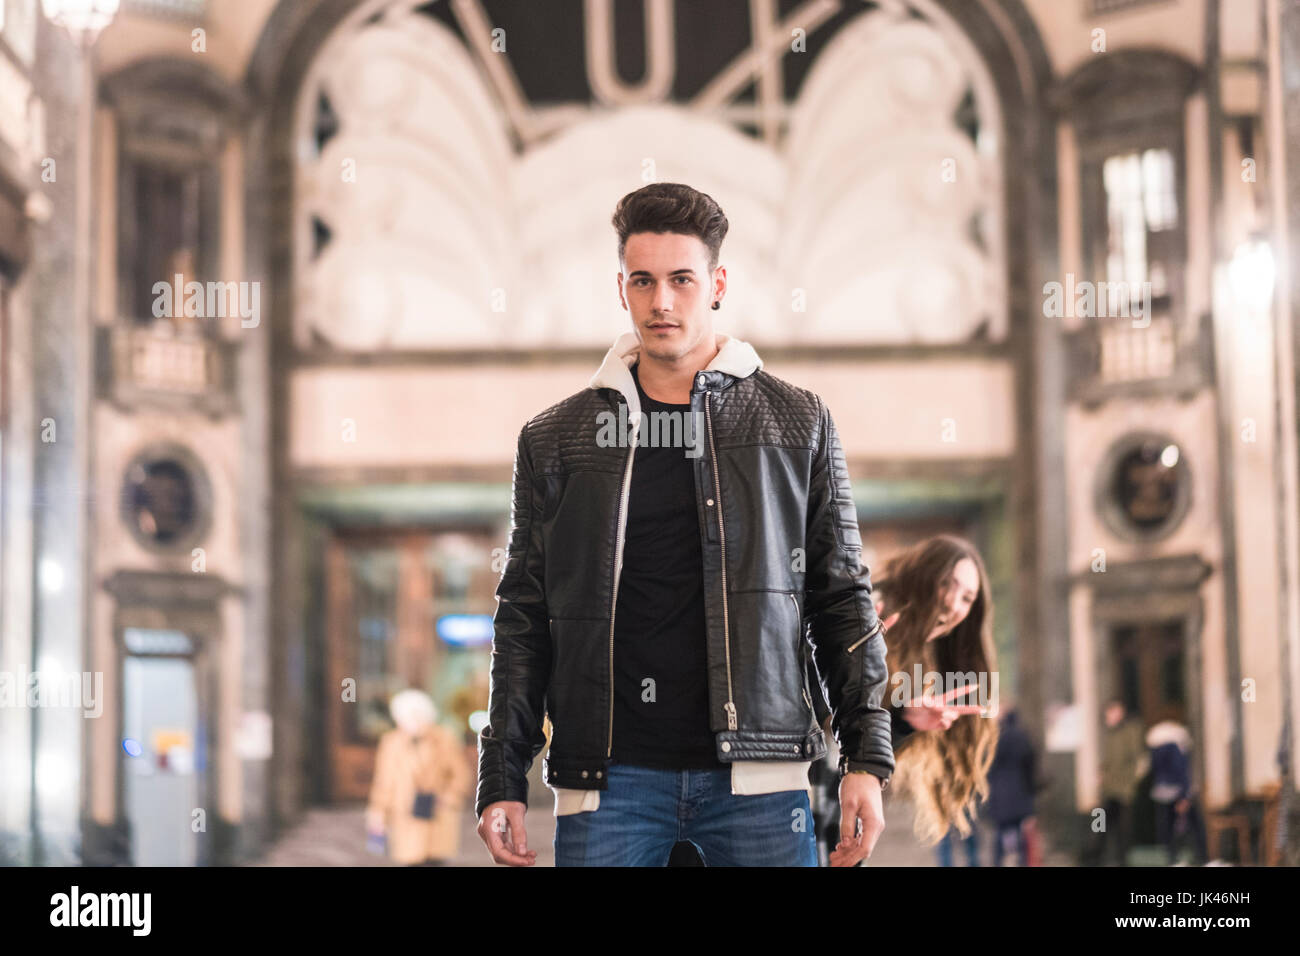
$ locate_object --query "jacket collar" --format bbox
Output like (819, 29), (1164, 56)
(588, 330), (763, 421)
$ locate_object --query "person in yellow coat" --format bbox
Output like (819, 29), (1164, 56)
(366, 689), (472, 866)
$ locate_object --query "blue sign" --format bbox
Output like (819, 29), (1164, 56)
(436, 614), (494, 647)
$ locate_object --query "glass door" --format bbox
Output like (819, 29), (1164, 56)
(1111, 619), (1187, 728)
(325, 528), (496, 801)
(122, 628), (204, 866)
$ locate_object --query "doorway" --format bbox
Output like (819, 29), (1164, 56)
(324, 527), (497, 801)
(1110, 619), (1187, 728)
(121, 628), (209, 866)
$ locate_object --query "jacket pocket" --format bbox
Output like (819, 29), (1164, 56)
(544, 617), (605, 754)
(845, 616), (886, 656)
(731, 589), (810, 729)
(553, 788), (600, 816)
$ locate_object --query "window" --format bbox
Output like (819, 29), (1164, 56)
(1094, 431), (1192, 543)
(1061, 50), (1197, 397)
(119, 443), (214, 553)
(1079, 140), (1187, 384)
(104, 64), (231, 334)
(347, 546), (400, 745)
(130, 164), (202, 325)
(1102, 147), (1178, 313)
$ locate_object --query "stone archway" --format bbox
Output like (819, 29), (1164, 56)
(243, 0), (1063, 828)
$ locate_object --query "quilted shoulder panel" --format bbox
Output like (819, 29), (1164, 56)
(523, 386), (628, 476)
(710, 371), (824, 451)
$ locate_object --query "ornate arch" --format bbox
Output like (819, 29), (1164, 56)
(248, 0), (1055, 353)
(244, 0), (1065, 821)
(1049, 47), (1202, 129)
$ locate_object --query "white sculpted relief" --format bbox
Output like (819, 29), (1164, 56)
(294, 0), (1005, 350)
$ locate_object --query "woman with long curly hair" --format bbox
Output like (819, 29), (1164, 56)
(872, 534), (1000, 848)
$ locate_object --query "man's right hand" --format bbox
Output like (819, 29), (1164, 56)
(477, 800), (537, 866)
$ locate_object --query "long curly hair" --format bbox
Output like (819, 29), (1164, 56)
(875, 535), (1000, 845)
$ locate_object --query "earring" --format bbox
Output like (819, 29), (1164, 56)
(711, 300), (720, 310)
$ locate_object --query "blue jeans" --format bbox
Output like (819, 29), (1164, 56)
(992, 819), (1028, 866)
(554, 764), (818, 866)
(936, 828), (980, 867)
(1155, 799), (1208, 865)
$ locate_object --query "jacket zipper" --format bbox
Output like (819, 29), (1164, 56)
(794, 592), (812, 712)
(607, 413), (640, 758)
(845, 616), (886, 656)
(704, 390), (737, 730)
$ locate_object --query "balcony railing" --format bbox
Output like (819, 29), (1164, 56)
(96, 322), (238, 416)
(1065, 310), (1212, 406)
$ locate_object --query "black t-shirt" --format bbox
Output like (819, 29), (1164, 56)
(609, 363), (724, 769)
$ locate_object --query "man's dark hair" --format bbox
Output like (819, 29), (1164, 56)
(611, 182), (729, 273)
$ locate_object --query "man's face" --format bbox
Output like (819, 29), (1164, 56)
(617, 231), (723, 363)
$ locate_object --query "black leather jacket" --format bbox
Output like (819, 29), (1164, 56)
(475, 334), (894, 817)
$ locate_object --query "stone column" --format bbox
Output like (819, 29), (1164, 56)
(27, 13), (93, 866)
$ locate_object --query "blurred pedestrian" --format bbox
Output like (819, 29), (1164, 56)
(935, 825), (981, 866)
(367, 689), (472, 866)
(1097, 698), (1145, 865)
(987, 707), (1039, 866)
(1146, 717), (1207, 865)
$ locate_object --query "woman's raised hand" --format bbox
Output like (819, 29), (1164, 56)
(900, 683), (984, 731)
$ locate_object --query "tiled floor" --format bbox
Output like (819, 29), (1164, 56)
(250, 792), (1073, 867)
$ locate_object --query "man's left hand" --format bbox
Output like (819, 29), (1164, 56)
(830, 772), (885, 867)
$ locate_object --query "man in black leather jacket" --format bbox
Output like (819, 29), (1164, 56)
(476, 183), (894, 867)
